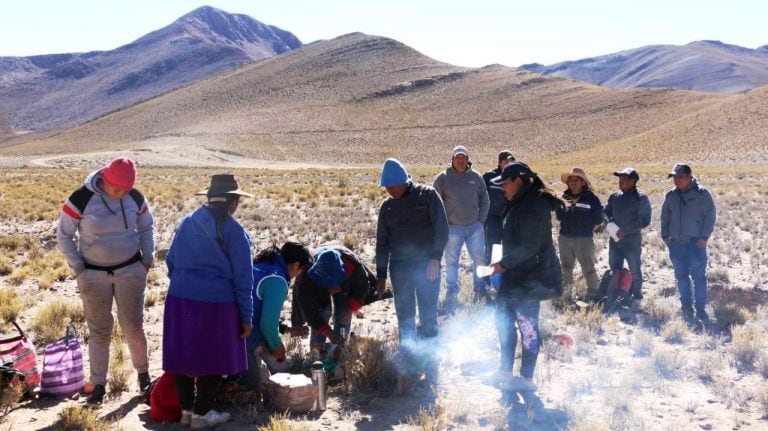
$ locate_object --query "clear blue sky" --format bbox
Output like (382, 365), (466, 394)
(1, 0), (766, 67)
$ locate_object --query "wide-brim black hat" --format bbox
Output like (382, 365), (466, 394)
(195, 174), (254, 198)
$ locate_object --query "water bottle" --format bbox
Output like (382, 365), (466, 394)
(311, 361), (327, 410)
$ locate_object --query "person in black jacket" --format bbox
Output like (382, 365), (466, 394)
(482, 150), (515, 263)
(490, 161), (564, 393)
(291, 244), (373, 353)
(376, 158), (449, 346)
(555, 167), (603, 300)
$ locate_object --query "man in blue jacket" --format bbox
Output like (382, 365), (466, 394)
(660, 164), (716, 320)
(376, 158), (449, 345)
(602, 168), (652, 310)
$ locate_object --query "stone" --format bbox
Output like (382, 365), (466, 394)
(263, 373), (317, 413)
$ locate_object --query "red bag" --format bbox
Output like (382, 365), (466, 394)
(611, 268), (632, 292)
(149, 372), (181, 422)
(0, 321), (41, 395)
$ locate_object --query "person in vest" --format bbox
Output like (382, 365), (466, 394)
(376, 158), (449, 350)
(660, 163), (716, 320)
(56, 157), (154, 405)
(292, 244), (373, 353)
(555, 167), (603, 300)
(433, 146), (491, 311)
(163, 174), (254, 429)
(241, 242), (312, 390)
(482, 150), (515, 263)
(602, 167), (652, 311)
(490, 161), (564, 393)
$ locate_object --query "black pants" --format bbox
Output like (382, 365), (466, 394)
(173, 374), (222, 416)
(495, 299), (540, 379)
(484, 216), (504, 262)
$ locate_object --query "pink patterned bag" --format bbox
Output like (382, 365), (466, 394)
(0, 321), (41, 395)
(40, 326), (84, 397)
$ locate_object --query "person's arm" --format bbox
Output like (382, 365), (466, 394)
(639, 195), (652, 229)
(478, 176), (490, 224)
(700, 188), (717, 241)
(375, 201), (390, 281)
(660, 192), (671, 241)
(56, 198), (85, 276)
(429, 190), (449, 259)
(601, 194), (614, 224)
(134, 191), (155, 268)
(258, 276), (289, 351)
(295, 274), (330, 330)
(590, 194), (604, 227)
(226, 223), (254, 326)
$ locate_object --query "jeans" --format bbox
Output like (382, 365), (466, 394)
(608, 238), (643, 300)
(496, 299), (540, 379)
(668, 242), (708, 312)
(444, 221), (487, 295)
(390, 259), (440, 342)
(558, 235), (599, 296)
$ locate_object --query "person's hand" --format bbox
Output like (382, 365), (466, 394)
(593, 223), (605, 233)
(239, 323), (253, 339)
(616, 229), (626, 240)
(426, 259), (440, 281)
(290, 326), (309, 337)
(142, 261), (153, 271)
(492, 263), (505, 274)
(663, 238), (671, 247)
(375, 279), (387, 295)
(696, 239), (707, 249)
(271, 344), (287, 362)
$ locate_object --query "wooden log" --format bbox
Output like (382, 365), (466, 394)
(262, 373), (317, 413)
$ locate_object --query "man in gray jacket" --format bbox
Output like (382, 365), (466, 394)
(433, 146), (490, 310)
(660, 163), (716, 320)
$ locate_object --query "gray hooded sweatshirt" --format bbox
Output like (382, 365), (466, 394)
(57, 170), (154, 275)
(433, 165), (490, 226)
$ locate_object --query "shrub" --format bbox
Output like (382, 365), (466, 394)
(660, 319), (687, 344)
(108, 327), (130, 394)
(653, 348), (686, 379)
(257, 411), (306, 431)
(341, 335), (398, 395)
(58, 406), (110, 431)
(0, 288), (22, 323)
(0, 384), (23, 418)
(632, 330), (654, 357)
(31, 300), (85, 345)
(714, 302), (751, 328)
(731, 323), (766, 372)
(406, 404), (446, 431)
(641, 296), (678, 330)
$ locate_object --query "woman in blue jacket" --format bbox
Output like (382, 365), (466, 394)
(241, 242), (312, 390)
(163, 174), (254, 430)
(491, 162), (564, 393)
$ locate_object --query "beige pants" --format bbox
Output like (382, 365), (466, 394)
(558, 235), (599, 296)
(76, 261), (149, 385)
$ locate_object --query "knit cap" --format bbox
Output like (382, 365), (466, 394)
(379, 158), (411, 187)
(101, 158), (136, 190)
(307, 248), (346, 287)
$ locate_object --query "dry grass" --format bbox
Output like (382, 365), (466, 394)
(405, 404), (447, 431)
(58, 406), (110, 431)
(31, 300), (85, 345)
(756, 382), (768, 419)
(0, 384), (23, 419)
(108, 326), (130, 394)
(0, 288), (22, 323)
(256, 411), (306, 431)
(341, 334), (398, 395)
(714, 302), (752, 328)
(730, 323), (767, 372)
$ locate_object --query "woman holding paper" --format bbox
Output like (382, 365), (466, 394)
(489, 161), (564, 393)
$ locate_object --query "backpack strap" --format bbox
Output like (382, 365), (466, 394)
(129, 189), (147, 214)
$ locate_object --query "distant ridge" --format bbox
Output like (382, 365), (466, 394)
(0, 6), (301, 133)
(522, 40), (768, 93)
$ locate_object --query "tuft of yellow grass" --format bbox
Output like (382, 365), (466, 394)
(256, 411), (306, 431)
(341, 334), (398, 395)
(108, 326), (130, 394)
(31, 300), (85, 345)
(405, 404), (447, 431)
(0, 288), (22, 323)
(58, 406), (110, 431)
(714, 302), (751, 329)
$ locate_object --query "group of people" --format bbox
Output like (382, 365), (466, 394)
(55, 151), (716, 426)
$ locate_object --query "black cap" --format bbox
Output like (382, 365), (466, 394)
(498, 150), (515, 162)
(491, 161), (533, 185)
(613, 167), (639, 181)
(667, 163), (692, 178)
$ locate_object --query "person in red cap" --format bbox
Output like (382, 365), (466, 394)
(57, 157), (154, 405)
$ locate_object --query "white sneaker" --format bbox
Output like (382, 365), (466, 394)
(180, 410), (192, 428)
(191, 410), (231, 429)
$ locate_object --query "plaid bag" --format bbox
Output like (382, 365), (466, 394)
(0, 320), (41, 395)
(40, 325), (84, 397)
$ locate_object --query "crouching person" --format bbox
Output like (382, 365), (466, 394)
(240, 242), (312, 391)
(293, 244), (374, 354)
(490, 162), (564, 393)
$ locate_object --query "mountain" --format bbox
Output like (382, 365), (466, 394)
(4, 33), (743, 166)
(522, 40), (768, 94)
(0, 6), (301, 133)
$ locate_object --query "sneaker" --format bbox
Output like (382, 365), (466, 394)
(138, 371), (151, 393)
(86, 384), (106, 405)
(180, 410), (193, 428)
(191, 410), (231, 430)
(499, 376), (538, 393)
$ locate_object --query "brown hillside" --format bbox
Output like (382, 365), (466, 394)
(0, 33), (735, 166)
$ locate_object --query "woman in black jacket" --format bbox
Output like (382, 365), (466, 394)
(490, 162), (564, 393)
